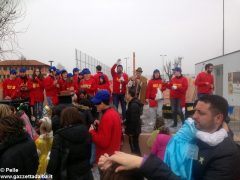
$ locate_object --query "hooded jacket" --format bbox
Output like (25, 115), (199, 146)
(125, 97), (142, 135)
(47, 124), (92, 180)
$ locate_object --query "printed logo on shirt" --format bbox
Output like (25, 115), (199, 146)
(153, 83), (162, 88)
(7, 85), (15, 89)
(173, 83), (182, 88)
(81, 84), (91, 89)
(33, 83), (40, 88)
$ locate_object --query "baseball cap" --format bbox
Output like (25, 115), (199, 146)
(172, 67), (182, 72)
(10, 69), (17, 75)
(82, 68), (91, 75)
(49, 66), (57, 72)
(67, 73), (73, 78)
(73, 68), (79, 73)
(91, 90), (110, 105)
(19, 67), (27, 73)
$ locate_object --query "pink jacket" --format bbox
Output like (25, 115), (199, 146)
(151, 134), (171, 160)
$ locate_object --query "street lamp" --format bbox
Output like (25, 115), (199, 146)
(124, 57), (129, 74)
(48, 60), (54, 66)
(160, 54), (167, 72)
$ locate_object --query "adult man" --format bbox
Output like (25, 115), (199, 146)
(3, 69), (20, 100)
(89, 90), (122, 163)
(111, 59), (128, 120)
(195, 63), (214, 98)
(128, 67), (148, 105)
(43, 66), (59, 106)
(168, 67), (188, 127)
(93, 65), (110, 86)
(79, 68), (96, 97)
(99, 95), (240, 180)
(17, 67), (30, 100)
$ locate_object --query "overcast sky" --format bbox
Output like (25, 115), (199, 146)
(15, 0), (240, 75)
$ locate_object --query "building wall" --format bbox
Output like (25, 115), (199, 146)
(195, 51), (240, 106)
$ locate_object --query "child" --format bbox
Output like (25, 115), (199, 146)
(164, 117), (228, 180)
(151, 126), (172, 160)
(35, 117), (53, 176)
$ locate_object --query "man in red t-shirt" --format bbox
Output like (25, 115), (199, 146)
(89, 90), (122, 164)
(195, 63), (214, 99)
(111, 59), (128, 120)
(3, 69), (20, 100)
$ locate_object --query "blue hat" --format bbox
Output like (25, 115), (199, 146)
(79, 71), (84, 76)
(56, 69), (61, 75)
(60, 69), (67, 74)
(172, 67), (182, 72)
(49, 66), (56, 72)
(82, 68), (91, 75)
(73, 68), (79, 73)
(10, 69), (17, 75)
(67, 73), (73, 78)
(91, 90), (110, 104)
(19, 67), (27, 73)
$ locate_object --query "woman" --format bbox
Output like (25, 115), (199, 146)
(0, 115), (39, 175)
(28, 68), (44, 121)
(146, 69), (166, 129)
(47, 107), (93, 180)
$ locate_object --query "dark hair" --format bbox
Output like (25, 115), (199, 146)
(60, 107), (85, 127)
(102, 99), (110, 106)
(159, 126), (170, 135)
(0, 115), (25, 142)
(205, 63), (213, 70)
(154, 116), (165, 130)
(128, 87), (136, 98)
(198, 95), (228, 121)
(96, 65), (102, 71)
(99, 75), (106, 85)
(152, 70), (162, 80)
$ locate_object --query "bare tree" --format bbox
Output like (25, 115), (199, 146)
(163, 57), (183, 81)
(0, 0), (23, 58)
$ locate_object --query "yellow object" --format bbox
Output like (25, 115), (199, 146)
(35, 135), (53, 176)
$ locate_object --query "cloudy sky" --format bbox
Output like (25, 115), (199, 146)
(15, 0), (240, 75)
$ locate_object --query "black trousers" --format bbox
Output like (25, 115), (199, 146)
(128, 134), (141, 156)
(170, 98), (184, 125)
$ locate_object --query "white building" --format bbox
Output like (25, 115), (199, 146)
(195, 50), (240, 107)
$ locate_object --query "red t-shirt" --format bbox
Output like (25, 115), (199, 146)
(195, 72), (214, 94)
(111, 64), (128, 94)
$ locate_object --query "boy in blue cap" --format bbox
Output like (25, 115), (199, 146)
(3, 69), (20, 100)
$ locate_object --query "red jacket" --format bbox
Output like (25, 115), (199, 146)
(90, 108), (122, 162)
(146, 79), (166, 107)
(3, 78), (20, 99)
(58, 78), (68, 92)
(73, 75), (79, 92)
(168, 75), (188, 99)
(28, 78), (44, 106)
(111, 64), (128, 94)
(195, 72), (214, 94)
(43, 75), (59, 105)
(17, 77), (30, 99)
(79, 77), (96, 96)
(93, 72), (110, 86)
(96, 83), (111, 94)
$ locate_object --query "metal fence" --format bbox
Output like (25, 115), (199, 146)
(75, 49), (111, 79)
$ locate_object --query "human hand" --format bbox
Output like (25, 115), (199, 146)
(94, 119), (100, 125)
(172, 85), (177, 90)
(98, 153), (113, 170)
(116, 59), (121, 65)
(108, 151), (143, 172)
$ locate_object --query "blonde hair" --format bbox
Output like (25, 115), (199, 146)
(39, 117), (52, 138)
(0, 104), (12, 119)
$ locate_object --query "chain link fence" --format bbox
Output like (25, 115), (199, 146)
(75, 49), (111, 79)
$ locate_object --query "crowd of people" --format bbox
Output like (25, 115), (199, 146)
(1, 60), (240, 180)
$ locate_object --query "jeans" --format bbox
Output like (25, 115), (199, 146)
(47, 96), (53, 107)
(128, 134), (141, 156)
(112, 93), (126, 120)
(170, 98), (184, 125)
(33, 102), (43, 120)
(149, 100), (163, 128)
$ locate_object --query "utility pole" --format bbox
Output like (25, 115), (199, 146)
(124, 57), (129, 74)
(160, 54), (167, 78)
(48, 60), (54, 66)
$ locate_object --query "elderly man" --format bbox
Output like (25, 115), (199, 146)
(99, 95), (240, 180)
(128, 67), (148, 105)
